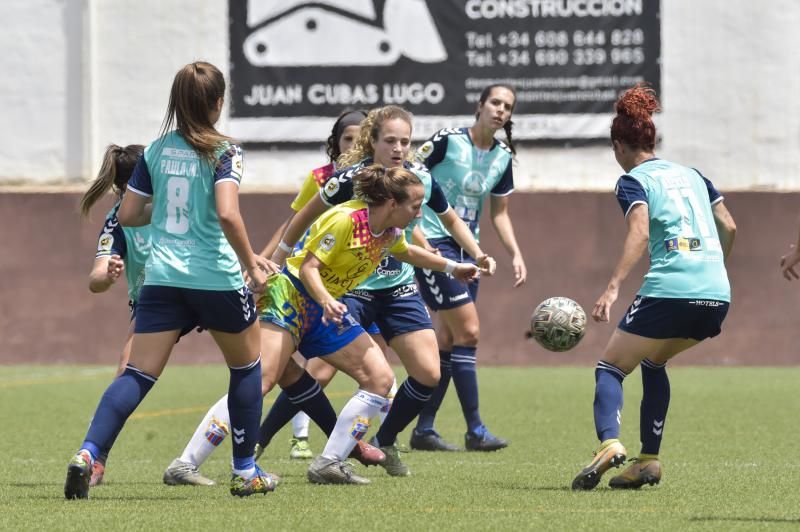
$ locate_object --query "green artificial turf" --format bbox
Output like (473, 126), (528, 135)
(1, 365), (799, 530)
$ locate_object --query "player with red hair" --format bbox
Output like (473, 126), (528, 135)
(571, 84), (737, 490)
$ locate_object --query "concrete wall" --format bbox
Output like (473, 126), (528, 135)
(2, 191), (798, 366)
(2, 0), (800, 191)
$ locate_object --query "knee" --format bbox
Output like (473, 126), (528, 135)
(454, 323), (480, 346)
(414, 367), (440, 388)
(362, 369), (395, 397)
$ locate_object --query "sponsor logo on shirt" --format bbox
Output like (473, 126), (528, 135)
(665, 237), (702, 252)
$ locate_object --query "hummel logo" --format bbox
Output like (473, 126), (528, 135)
(233, 427), (245, 445)
(653, 419), (664, 436)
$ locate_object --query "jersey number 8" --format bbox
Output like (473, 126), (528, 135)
(166, 176), (190, 235)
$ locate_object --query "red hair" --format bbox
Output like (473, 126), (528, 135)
(610, 83), (660, 151)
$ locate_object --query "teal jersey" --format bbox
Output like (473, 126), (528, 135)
(126, 131), (244, 290)
(618, 159), (730, 301)
(319, 158), (449, 290)
(95, 201), (151, 303)
(414, 127), (514, 242)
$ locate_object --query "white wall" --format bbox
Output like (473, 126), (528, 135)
(2, 0), (799, 191)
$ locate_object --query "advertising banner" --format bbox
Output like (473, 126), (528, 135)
(229, 0), (660, 142)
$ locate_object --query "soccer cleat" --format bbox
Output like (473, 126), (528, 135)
(571, 439), (627, 491)
(289, 437), (313, 460)
(89, 459), (105, 487)
(465, 427), (509, 452)
(410, 429), (461, 451)
(348, 440), (385, 466)
(307, 456), (371, 485)
(230, 465), (277, 497)
(370, 437), (410, 477)
(609, 457), (662, 489)
(163, 458), (216, 486)
(64, 450), (93, 499)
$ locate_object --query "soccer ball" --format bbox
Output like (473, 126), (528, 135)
(530, 297), (587, 352)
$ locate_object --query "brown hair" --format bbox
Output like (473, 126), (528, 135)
(352, 164), (422, 206)
(80, 144), (145, 217)
(337, 105), (413, 168)
(476, 84), (517, 154)
(326, 108), (368, 163)
(611, 83), (660, 151)
(158, 62), (230, 162)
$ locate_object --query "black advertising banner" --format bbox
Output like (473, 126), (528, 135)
(229, 0), (660, 142)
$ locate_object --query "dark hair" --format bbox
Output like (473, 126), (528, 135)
(476, 84), (517, 154)
(158, 62), (230, 162)
(325, 109), (368, 163)
(80, 144), (145, 217)
(352, 164), (422, 206)
(338, 106), (413, 168)
(611, 83), (660, 151)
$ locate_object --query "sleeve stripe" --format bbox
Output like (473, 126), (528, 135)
(319, 190), (334, 207)
(433, 205), (451, 216)
(625, 200), (647, 218)
(711, 196), (724, 205)
(491, 188), (515, 197)
(126, 185), (151, 197)
(215, 178), (241, 187)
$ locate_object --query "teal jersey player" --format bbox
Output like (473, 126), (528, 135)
(127, 131), (245, 291)
(95, 202), (151, 303)
(616, 159), (730, 302)
(414, 127), (514, 241)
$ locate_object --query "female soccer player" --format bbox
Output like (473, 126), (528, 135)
(410, 83), (526, 452)
(161, 111), (377, 484)
(264, 163), (481, 484)
(64, 62), (274, 499)
(571, 84), (737, 490)
(270, 105), (496, 476)
(80, 143), (147, 486)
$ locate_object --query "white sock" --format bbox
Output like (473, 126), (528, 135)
(292, 412), (310, 439)
(378, 377), (397, 425)
(321, 389), (387, 461)
(178, 394), (230, 467)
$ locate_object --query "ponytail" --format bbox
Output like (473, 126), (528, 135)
(80, 144), (144, 217)
(502, 119), (516, 155)
(352, 164), (421, 206)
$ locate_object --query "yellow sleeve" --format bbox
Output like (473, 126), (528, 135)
(290, 171), (321, 212)
(302, 209), (352, 266)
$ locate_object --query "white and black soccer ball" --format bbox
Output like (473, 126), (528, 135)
(529, 297), (587, 352)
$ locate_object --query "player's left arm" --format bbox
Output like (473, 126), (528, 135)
(394, 244), (481, 282)
(711, 201), (736, 262)
(437, 209), (496, 275)
(593, 203), (650, 322)
(489, 194), (526, 286)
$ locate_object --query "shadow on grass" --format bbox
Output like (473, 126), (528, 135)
(691, 516), (800, 524)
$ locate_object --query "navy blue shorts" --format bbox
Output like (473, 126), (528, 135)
(414, 237), (479, 311)
(257, 272), (366, 358)
(618, 296), (729, 340)
(131, 300), (197, 339)
(135, 285), (256, 335)
(343, 284), (433, 343)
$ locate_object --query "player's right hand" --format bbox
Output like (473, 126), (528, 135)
(321, 299), (348, 326)
(592, 286), (618, 322)
(780, 244), (800, 281)
(246, 265), (268, 294)
(453, 263), (481, 283)
(106, 255), (124, 282)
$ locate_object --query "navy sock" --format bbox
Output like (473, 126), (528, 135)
(450, 345), (482, 433)
(640, 359), (670, 455)
(228, 357), (262, 471)
(81, 365), (157, 458)
(594, 361), (627, 442)
(257, 391), (299, 448)
(415, 350), (451, 433)
(283, 371), (337, 437)
(375, 377), (434, 446)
